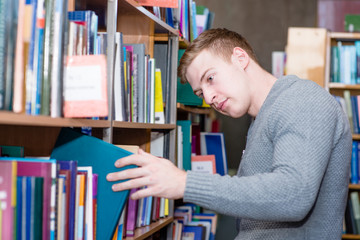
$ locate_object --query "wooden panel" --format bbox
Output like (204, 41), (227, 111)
(286, 27), (328, 87)
(112, 128), (151, 152)
(0, 125), (61, 156)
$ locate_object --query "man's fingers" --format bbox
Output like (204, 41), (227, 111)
(106, 168), (146, 182)
(115, 154), (149, 168)
(130, 187), (153, 200)
(111, 177), (149, 192)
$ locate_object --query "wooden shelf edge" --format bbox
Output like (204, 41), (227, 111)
(349, 184), (360, 190)
(0, 111), (110, 128)
(329, 83), (360, 90)
(353, 134), (360, 141)
(112, 121), (176, 130)
(342, 233), (360, 239)
(330, 32), (360, 40)
(177, 103), (212, 115)
(125, 217), (174, 240)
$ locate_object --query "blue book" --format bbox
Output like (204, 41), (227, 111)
(351, 96), (359, 134)
(200, 132), (228, 176)
(25, 177), (33, 240)
(16, 176), (23, 240)
(50, 127), (136, 240)
(352, 141), (359, 184)
(182, 225), (205, 240)
(57, 160), (78, 240)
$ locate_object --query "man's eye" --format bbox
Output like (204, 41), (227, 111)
(198, 93), (204, 98)
(208, 75), (214, 81)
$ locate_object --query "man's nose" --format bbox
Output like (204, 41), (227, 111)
(203, 89), (215, 105)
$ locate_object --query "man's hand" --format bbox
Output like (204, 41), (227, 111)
(106, 149), (187, 200)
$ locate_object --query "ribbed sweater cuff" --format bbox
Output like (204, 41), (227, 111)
(184, 171), (215, 206)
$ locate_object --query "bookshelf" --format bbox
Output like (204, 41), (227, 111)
(324, 32), (360, 239)
(0, 0), (180, 239)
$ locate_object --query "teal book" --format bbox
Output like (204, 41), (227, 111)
(50, 127), (136, 240)
(177, 120), (192, 171)
(177, 49), (203, 106)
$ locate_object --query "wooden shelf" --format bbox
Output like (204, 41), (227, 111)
(112, 121), (176, 130)
(349, 184), (360, 190)
(154, 34), (189, 48)
(329, 32), (360, 41)
(125, 217), (173, 240)
(353, 134), (360, 141)
(0, 111), (110, 128)
(342, 234), (360, 239)
(177, 103), (212, 115)
(329, 83), (360, 90)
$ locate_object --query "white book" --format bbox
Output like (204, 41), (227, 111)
(78, 166), (93, 240)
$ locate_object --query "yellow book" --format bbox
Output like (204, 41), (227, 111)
(164, 198), (169, 216)
(154, 68), (165, 124)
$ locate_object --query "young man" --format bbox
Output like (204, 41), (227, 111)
(107, 28), (352, 239)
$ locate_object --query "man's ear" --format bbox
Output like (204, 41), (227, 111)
(232, 47), (250, 69)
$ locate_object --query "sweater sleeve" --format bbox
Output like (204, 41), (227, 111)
(184, 85), (350, 222)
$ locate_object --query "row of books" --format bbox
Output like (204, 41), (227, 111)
(173, 204), (217, 240)
(0, 127), (146, 240)
(110, 33), (166, 123)
(330, 41), (360, 84)
(0, 0), (109, 117)
(111, 144), (170, 240)
(333, 91), (360, 134)
(0, 156), (98, 240)
(177, 120), (228, 176)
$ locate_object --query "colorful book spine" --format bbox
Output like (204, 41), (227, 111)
(0, 161), (17, 240)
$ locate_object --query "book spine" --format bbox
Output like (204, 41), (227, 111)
(41, 0), (54, 115)
(0, 0), (6, 109)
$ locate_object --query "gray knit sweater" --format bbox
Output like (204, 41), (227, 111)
(184, 75), (352, 239)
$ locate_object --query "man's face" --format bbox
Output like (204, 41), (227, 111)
(185, 49), (251, 118)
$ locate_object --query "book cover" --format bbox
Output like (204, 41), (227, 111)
(59, 169), (71, 240)
(78, 166), (94, 240)
(136, 0), (178, 8)
(57, 160), (77, 240)
(126, 43), (146, 123)
(63, 54), (108, 118)
(7, 158), (56, 240)
(50, 127), (136, 240)
(0, 145), (25, 157)
(114, 32), (126, 122)
(0, 161), (17, 240)
(200, 132), (228, 176)
(177, 120), (192, 171)
(154, 68), (165, 124)
(177, 49), (203, 106)
(191, 155), (216, 174)
(182, 225), (205, 240)
(33, 177), (44, 240)
(125, 188), (138, 236)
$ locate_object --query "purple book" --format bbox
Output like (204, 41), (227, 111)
(125, 188), (139, 236)
(16, 159), (56, 240)
(57, 160), (78, 240)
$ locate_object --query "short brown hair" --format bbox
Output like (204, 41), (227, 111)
(177, 28), (258, 83)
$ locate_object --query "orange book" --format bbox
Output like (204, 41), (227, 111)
(63, 55), (108, 118)
(191, 155), (216, 174)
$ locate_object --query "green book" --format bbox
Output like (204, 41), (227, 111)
(177, 49), (203, 106)
(0, 145), (24, 157)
